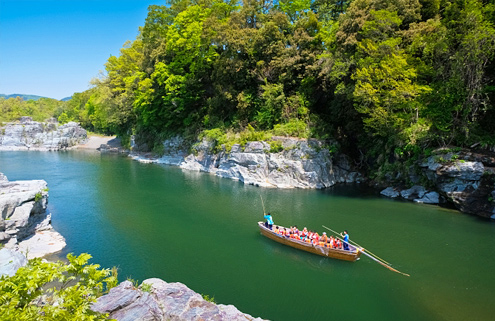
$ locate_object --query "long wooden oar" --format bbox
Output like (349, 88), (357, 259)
(322, 225), (391, 265)
(322, 225), (410, 277)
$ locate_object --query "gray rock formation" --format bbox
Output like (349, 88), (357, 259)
(132, 136), (362, 189)
(419, 151), (495, 218)
(380, 187), (400, 198)
(92, 279), (266, 321)
(0, 118), (87, 151)
(414, 191), (440, 204)
(0, 248), (28, 277)
(400, 185), (427, 200)
(381, 150), (495, 218)
(381, 185), (440, 204)
(0, 173), (66, 258)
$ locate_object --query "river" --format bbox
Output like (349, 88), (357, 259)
(1, 150), (494, 320)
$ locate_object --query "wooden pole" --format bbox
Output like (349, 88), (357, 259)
(260, 195), (266, 215)
(322, 225), (391, 265)
(361, 251), (410, 277)
(322, 225), (410, 277)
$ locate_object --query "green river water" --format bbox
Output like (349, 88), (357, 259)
(1, 151), (494, 320)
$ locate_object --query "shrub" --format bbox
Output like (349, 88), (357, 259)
(272, 119), (309, 138)
(0, 253), (118, 320)
(140, 283), (152, 293)
(202, 294), (216, 303)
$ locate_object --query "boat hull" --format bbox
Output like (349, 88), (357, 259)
(258, 222), (361, 262)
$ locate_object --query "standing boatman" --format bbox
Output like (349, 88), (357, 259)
(264, 212), (274, 230)
(341, 230), (350, 251)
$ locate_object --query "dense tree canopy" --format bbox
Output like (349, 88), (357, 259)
(17, 0), (495, 174)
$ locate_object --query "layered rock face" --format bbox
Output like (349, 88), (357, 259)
(380, 150), (495, 219)
(92, 279), (265, 321)
(132, 136), (362, 189)
(0, 173), (66, 258)
(420, 151), (495, 218)
(0, 117), (87, 151)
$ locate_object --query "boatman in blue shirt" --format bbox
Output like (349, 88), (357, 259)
(342, 230), (350, 251)
(264, 212), (274, 230)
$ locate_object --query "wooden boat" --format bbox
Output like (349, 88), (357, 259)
(258, 222), (362, 262)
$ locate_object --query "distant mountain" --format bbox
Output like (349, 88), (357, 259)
(0, 94), (70, 101)
(0, 94), (50, 101)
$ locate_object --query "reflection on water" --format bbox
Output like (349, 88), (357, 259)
(1, 150), (494, 321)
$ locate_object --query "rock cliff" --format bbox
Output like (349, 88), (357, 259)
(380, 149), (495, 219)
(0, 173), (66, 258)
(131, 136), (362, 189)
(92, 279), (265, 321)
(0, 117), (87, 151)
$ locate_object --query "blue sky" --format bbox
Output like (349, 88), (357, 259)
(0, 0), (161, 100)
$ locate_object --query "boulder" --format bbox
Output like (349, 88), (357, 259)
(400, 185), (427, 200)
(380, 187), (400, 198)
(414, 191), (440, 204)
(93, 279), (266, 321)
(0, 248), (28, 277)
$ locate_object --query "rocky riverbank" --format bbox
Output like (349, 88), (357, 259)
(0, 117), (87, 151)
(131, 136), (363, 189)
(129, 136), (495, 219)
(379, 149), (495, 219)
(1, 117), (493, 219)
(0, 173), (66, 259)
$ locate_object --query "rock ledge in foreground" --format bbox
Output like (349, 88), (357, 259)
(93, 279), (266, 321)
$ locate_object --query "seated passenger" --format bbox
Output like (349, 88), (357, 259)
(294, 226), (299, 235)
(274, 226), (280, 234)
(313, 232), (320, 245)
(326, 239), (332, 248)
(329, 236), (335, 248)
(321, 232), (328, 243)
(301, 227), (308, 238)
(336, 239), (342, 249)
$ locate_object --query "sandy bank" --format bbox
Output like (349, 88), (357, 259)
(76, 135), (120, 150)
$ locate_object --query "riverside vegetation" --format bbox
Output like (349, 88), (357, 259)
(0, 253), (118, 321)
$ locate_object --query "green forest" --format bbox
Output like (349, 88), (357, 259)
(3, 0), (495, 176)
